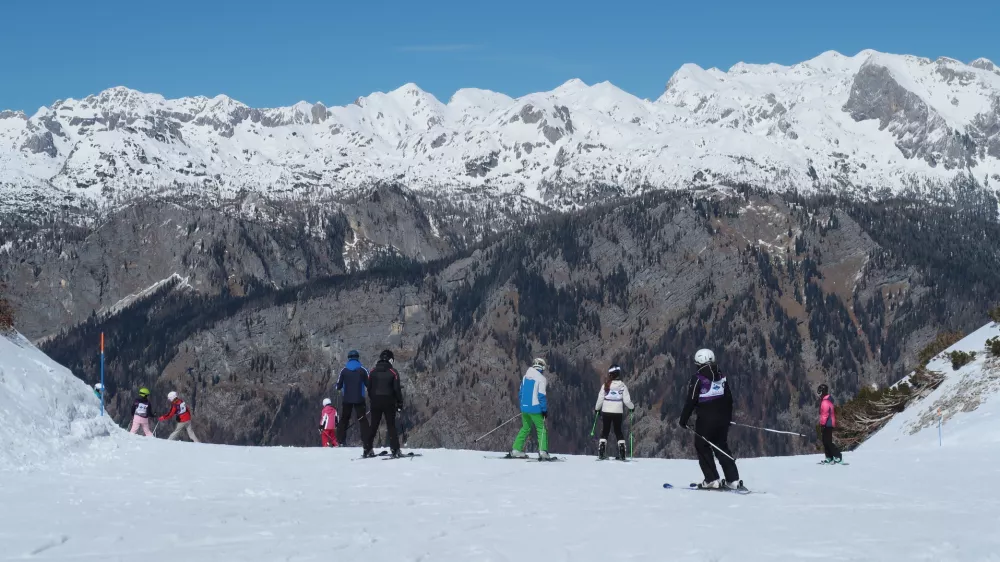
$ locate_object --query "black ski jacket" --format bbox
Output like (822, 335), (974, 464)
(366, 360), (403, 405)
(131, 397), (154, 418)
(679, 363), (733, 427)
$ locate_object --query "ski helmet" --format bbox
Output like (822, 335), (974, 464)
(347, 349), (360, 360)
(94, 383), (103, 391)
(167, 391), (178, 401)
(322, 397), (332, 407)
(532, 357), (547, 372)
(694, 349), (716, 366)
(379, 349), (394, 363)
(138, 387), (150, 397)
(817, 384), (829, 396)
(608, 364), (622, 378)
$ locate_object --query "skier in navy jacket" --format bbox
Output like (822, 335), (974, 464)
(335, 350), (371, 446)
(679, 348), (745, 491)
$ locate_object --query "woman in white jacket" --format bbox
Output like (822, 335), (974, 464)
(594, 364), (635, 460)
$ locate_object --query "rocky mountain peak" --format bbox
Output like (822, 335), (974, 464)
(1, 50), (999, 214)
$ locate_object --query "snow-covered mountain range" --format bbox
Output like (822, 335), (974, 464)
(2, 49), (1000, 212)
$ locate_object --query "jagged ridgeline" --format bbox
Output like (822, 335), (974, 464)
(32, 182), (1000, 457)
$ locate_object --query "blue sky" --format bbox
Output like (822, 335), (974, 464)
(2, 0), (998, 112)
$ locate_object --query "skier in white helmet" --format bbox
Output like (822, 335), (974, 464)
(678, 349), (745, 491)
(320, 398), (339, 447)
(509, 358), (551, 460)
(159, 390), (200, 443)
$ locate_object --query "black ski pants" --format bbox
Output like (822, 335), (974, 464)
(822, 426), (842, 460)
(694, 420), (739, 483)
(336, 402), (370, 446)
(600, 412), (624, 441)
(365, 397), (401, 452)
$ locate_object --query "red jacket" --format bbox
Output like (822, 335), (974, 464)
(819, 395), (836, 428)
(160, 398), (192, 423)
(320, 405), (338, 430)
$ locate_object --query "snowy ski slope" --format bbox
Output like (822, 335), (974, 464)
(1, 327), (1000, 561)
(866, 321), (1000, 452)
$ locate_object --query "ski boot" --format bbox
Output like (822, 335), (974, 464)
(725, 479), (748, 492)
(833, 457), (845, 465)
(391, 449), (403, 458)
(616, 440), (627, 460)
(819, 457), (834, 465)
(598, 439), (608, 460)
(508, 449), (527, 459)
(362, 449), (376, 458)
(696, 479), (722, 490)
(538, 450), (552, 461)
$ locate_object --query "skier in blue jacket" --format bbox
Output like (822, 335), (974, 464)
(510, 358), (551, 460)
(335, 350), (371, 446)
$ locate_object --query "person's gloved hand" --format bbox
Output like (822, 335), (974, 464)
(542, 411), (548, 420)
(678, 419), (688, 430)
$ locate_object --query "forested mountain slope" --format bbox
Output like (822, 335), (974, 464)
(40, 183), (1000, 457)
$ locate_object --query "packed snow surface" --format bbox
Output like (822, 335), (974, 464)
(3, 324), (1000, 560)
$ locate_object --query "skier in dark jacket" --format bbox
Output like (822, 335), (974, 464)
(679, 348), (745, 491)
(363, 349), (404, 458)
(335, 350), (371, 446)
(129, 387), (155, 436)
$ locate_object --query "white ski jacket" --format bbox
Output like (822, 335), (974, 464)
(595, 380), (634, 414)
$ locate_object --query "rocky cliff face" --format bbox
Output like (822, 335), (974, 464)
(38, 184), (1000, 458)
(0, 184), (543, 341)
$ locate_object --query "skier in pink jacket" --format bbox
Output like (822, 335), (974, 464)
(320, 398), (339, 447)
(818, 384), (843, 464)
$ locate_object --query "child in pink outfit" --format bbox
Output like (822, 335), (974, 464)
(320, 399), (339, 447)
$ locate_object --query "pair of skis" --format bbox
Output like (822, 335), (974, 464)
(596, 457), (632, 462)
(484, 454), (565, 462)
(662, 483), (756, 495)
(352, 450), (422, 461)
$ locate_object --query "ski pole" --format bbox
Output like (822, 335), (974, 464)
(474, 413), (520, 442)
(629, 410), (634, 460)
(730, 421), (808, 437)
(688, 428), (737, 462)
(589, 412), (599, 437)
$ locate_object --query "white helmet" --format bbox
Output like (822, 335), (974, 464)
(167, 391), (178, 401)
(694, 349), (716, 365)
(322, 398), (332, 406)
(532, 357), (547, 371)
(94, 383), (103, 390)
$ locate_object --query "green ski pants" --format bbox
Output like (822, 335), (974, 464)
(512, 413), (548, 452)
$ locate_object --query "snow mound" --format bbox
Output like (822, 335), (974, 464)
(866, 321), (1000, 451)
(0, 332), (117, 472)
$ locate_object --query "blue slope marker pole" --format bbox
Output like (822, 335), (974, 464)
(100, 332), (105, 417)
